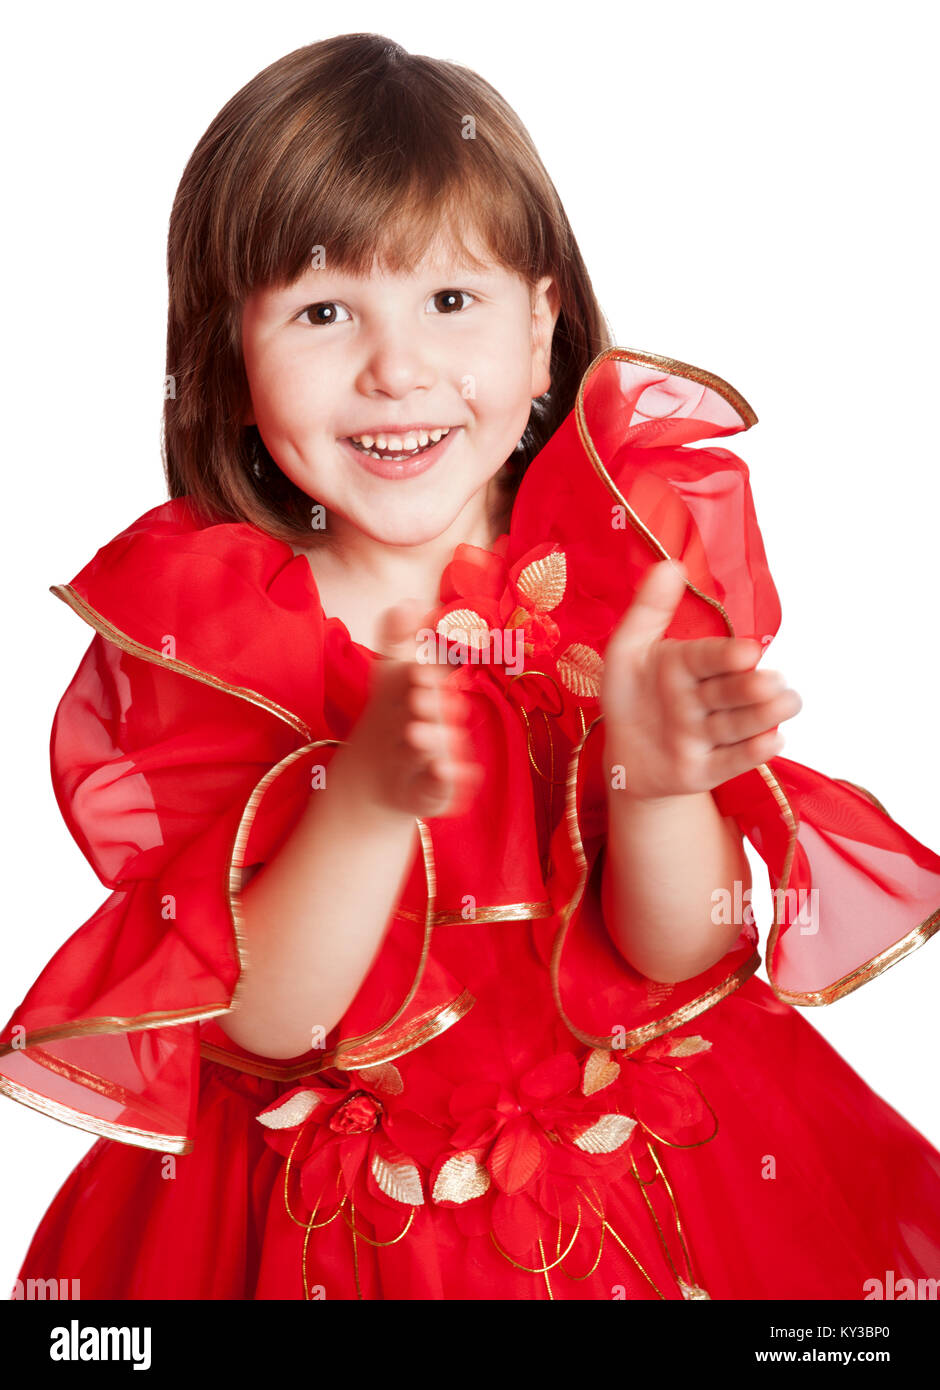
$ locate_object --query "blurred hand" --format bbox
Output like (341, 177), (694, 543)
(345, 598), (483, 819)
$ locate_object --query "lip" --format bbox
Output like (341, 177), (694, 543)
(339, 426), (459, 480)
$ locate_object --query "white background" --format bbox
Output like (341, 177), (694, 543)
(2, 0), (937, 1294)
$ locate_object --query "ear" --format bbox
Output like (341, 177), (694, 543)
(530, 276), (561, 398)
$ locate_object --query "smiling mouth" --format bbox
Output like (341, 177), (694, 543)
(345, 427), (453, 462)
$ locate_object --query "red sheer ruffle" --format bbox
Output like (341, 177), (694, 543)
(521, 350), (939, 1040)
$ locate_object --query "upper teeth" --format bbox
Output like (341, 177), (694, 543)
(350, 427), (450, 451)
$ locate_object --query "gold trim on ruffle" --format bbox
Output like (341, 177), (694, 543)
(202, 992), (480, 1082)
(574, 347), (744, 639)
(0, 1073), (191, 1154)
(199, 1041), (307, 1082)
(324, 992), (476, 1072)
(753, 750), (940, 1003)
(50, 583), (313, 738)
(770, 907), (940, 1007)
(582, 346), (759, 427)
(0, 1001), (233, 1050)
(396, 900), (554, 926)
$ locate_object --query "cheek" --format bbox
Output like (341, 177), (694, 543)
(469, 343), (536, 430)
(252, 353), (319, 430)
(482, 367), (536, 441)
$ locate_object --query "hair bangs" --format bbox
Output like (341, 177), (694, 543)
(239, 104), (546, 295)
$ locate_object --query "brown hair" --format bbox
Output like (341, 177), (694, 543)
(163, 32), (612, 544)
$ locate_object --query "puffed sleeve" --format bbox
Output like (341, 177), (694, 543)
(0, 632), (314, 1151)
(533, 350), (939, 1046)
(604, 366), (940, 1007)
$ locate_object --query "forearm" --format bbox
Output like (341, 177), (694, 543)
(601, 735), (751, 983)
(219, 744), (420, 1059)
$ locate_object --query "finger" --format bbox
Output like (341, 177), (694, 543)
(376, 598), (434, 662)
(407, 676), (468, 724)
(404, 718), (453, 758)
(423, 755), (483, 792)
(705, 689), (802, 746)
(609, 559), (689, 654)
(654, 642), (713, 722)
(707, 727), (786, 784)
(678, 635), (764, 682)
(408, 681), (447, 723)
(408, 701), (475, 762)
(699, 666), (788, 712)
(415, 755), (483, 818)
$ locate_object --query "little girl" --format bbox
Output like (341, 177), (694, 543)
(4, 33), (939, 1302)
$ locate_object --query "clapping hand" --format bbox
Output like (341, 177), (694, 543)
(599, 560), (802, 801)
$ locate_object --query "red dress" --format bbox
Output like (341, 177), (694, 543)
(4, 347), (939, 1301)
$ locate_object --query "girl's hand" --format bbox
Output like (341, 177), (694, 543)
(345, 599), (483, 820)
(599, 560), (802, 802)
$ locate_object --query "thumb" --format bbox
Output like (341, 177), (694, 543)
(376, 597), (433, 662)
(611, 559), (688, 653)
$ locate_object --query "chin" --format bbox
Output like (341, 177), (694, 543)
(368, 522), (453, 549)
(352, 506), (466, 549)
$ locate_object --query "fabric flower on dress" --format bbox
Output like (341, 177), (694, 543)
(428, 1032), (716, 1264)
(582, 1032), (716, 1148)
(428, 1047), (636, 1261)
(256, 1064), (447, 1236)
(431, 538), (604, 743)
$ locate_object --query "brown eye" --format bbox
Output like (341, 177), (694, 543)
(296, 302), (350, 326)
(429, 290), (472, 314)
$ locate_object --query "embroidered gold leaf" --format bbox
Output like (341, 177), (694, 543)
(436, 608), (492, 650)
(354, 1063), (404, 1094)
(431, 1152), (491, 1204)
(571, 1113), (637, 1154)
(667, 1035), (712, 1058)
(581, 1048), (621, 1096)
(256, 1090), (320, 1129)
(556, 643), (604, 698)
(516, 551), (566, 611)
(371, 1153), (425, 1206)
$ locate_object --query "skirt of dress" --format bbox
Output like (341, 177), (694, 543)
(11, 971), (940, 1301)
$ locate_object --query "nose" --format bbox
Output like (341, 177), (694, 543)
(355, 320), (436, 399)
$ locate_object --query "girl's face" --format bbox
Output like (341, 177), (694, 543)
(240, 231), (559, 550)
